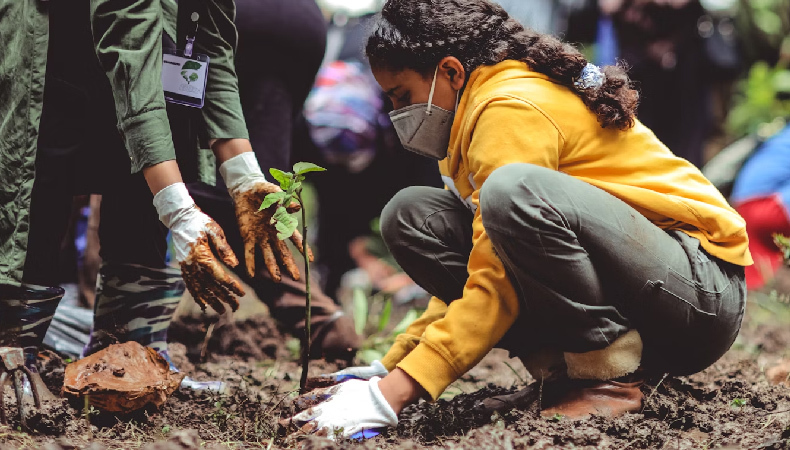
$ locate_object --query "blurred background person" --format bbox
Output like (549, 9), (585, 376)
(595, 0), (742, 168)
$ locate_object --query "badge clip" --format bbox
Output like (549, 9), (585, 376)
(184, 12), (199, 57)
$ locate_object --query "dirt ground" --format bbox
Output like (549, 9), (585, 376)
(1, 290), (789, 450)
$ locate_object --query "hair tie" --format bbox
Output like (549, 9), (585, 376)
(574, 63), (605, 91)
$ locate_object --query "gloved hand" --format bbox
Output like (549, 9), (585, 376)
(309, 360), (389, 388)
(153, 183), (245, 314)
(289, 377), (398, 440)
(220, 152), (311, 282)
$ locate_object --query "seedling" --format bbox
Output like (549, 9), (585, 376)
(549, 413), (563, 422)
(731, 398), (746, 408)
(260, 162), (326, 394)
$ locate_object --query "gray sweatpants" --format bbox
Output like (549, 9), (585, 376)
(380, 163), (746, 375)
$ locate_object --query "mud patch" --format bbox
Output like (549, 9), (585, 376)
(168, 314), (287, 363)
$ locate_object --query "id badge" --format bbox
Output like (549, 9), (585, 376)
(162, 49), (210, 108)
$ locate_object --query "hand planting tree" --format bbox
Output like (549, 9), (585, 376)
(260, 162), (326, 393)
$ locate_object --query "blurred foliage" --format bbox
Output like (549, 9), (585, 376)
(352, 288), (421, 365)
(727, 62), (790, 138)
(726, 0), (790, 138)
(735, 0), (790, 65)
(775, 234), (790, 263)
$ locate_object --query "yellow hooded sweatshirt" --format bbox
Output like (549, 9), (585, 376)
(381, 60), (752, 400)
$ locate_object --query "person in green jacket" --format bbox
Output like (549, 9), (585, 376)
(0, 0), (310, 401)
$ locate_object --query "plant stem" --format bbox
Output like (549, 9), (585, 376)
(297, 189), (311, 394)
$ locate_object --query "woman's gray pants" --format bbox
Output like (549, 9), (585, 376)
(380, 163), (746, 375)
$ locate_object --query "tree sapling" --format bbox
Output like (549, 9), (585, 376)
(260, 162), (326, 393)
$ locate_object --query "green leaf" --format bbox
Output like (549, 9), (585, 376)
(290, 179), (302, 191)
(293, 162), (327, 175)
(377, 298), (393, 333)
(182, 60), (202, 71)
(392, 308), (420, 335)
(352, 288), (369, 335)
(259, 191), (286, 211)
(272, 209), (298, 240)
(269, 168), (292, 187)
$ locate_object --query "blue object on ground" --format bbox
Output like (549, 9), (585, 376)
(350, 429), (382, 440)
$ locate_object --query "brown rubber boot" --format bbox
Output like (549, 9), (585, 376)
(271, 277), (360, 363)
(540, 377), (644, 419)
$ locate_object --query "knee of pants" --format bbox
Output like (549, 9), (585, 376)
(380, 186), (433, 251)
(480, 163), (556, 228)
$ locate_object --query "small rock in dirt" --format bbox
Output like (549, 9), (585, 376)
(766, 359), (790, 386)
(62, 342), (185, 413)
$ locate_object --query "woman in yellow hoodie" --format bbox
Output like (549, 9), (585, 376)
(290, 0), (751, 439)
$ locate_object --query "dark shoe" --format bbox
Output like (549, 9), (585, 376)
(540, 377), (644, 419)
(475, 383), (541, 415)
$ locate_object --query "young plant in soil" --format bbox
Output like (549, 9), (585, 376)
(260, 162), (326, 393)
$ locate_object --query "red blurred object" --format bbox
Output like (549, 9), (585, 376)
(734, 195), (790, 290)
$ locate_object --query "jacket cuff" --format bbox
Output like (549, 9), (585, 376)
(380, 334), (421, 371)
(121, 108), (177, 173)
(397, 342), (460, 401)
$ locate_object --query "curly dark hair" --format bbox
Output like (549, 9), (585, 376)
(366, 0), (639, 130)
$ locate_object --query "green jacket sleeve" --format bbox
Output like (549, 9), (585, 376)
(91, 0), (177, 173)
(194, 0), (249, 141)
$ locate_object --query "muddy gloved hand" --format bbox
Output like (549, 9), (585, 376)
(288, 377), (397, 441)
(153, 183), (245, 314)
(308, 361), (388, 389)
(219, 152), (311, 282)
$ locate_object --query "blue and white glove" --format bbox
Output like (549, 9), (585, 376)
(324, 360), (389, 384)
(290, 377), (397, 441)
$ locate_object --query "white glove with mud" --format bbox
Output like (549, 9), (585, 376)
(220, 152), (310, 282)
(153, 182), (244, 314)
(290, 377), (397, 440)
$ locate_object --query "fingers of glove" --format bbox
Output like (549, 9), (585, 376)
(183, 264), (227, 314)
(291, 400), (328, 425)
(275, 239), (301, 281)
(197, 285), (228, 315)
(181, 267), (209, 312)
(206, 223), (239, 268)
(244, 238), (256, 279)
(204, 256), (245, 299)
(293, 390), (333, 412)
(285, 201), (301, 214)
(334, 373), (365, 383)
(259, 238), (281, 282)
(206, 278), (241, 313)
(289, 229), (314, 262)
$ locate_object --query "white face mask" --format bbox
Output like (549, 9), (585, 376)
(388, 66), (460, 160)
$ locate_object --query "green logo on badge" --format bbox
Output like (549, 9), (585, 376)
(181, 60), (202, 84)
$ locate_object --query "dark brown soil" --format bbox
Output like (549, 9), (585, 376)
(2, 300), (790, 449)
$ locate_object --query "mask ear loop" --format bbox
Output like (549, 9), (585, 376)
(426, 66), (439, 115)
